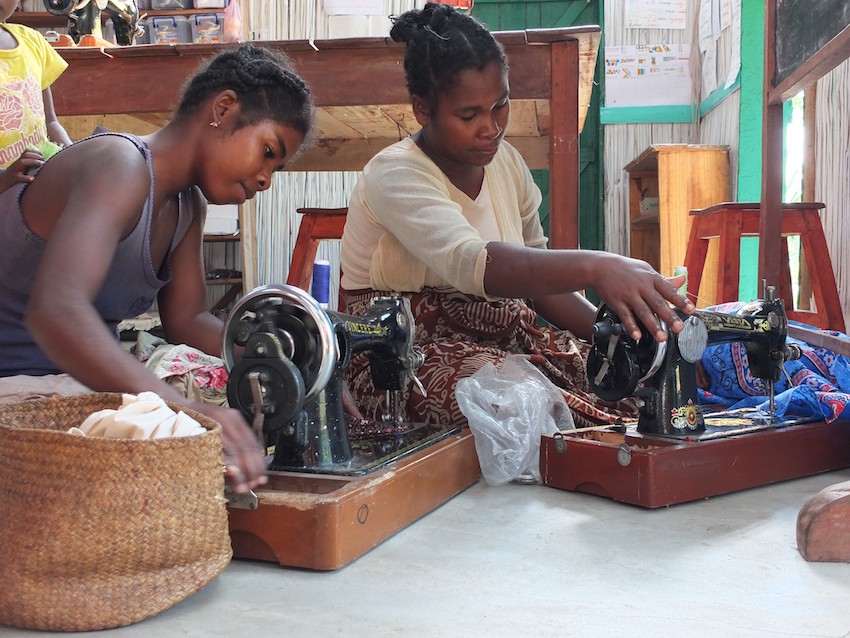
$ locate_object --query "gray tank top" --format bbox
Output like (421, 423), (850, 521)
(0, 132), (195, 376)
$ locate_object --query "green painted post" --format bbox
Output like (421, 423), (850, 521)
(736, 0), (765, 300)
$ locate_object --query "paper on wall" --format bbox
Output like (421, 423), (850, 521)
(720, 0), (732, 31)
(724, 0), (742, 89)
(605, 44), (693, 107)
(624, 0), (687, 30)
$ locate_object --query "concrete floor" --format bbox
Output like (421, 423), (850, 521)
(4, 470), (850, 638)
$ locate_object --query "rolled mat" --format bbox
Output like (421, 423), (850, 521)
(0, 393), (232, 631)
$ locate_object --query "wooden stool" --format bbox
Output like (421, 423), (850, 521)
(683, 202), (845, 331)
(286, 207), (348, 292)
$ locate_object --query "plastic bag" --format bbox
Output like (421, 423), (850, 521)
(456, 355), (575, 486)
(223, 0), (242, 43)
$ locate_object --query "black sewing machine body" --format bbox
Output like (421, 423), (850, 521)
(587, 295), (799, 437)
(222, 285), (438, 474)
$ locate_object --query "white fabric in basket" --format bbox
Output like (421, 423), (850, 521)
(71, 392), (206, 439)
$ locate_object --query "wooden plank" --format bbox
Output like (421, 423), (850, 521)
(656, 146), (730, 277)
(505, 99), (543, 137)
(548, 39), (579, 249)
(59, 113), (160, 139)
(770, 26), (850, 103)
(788, 324), (850, 357)
(52, 29), (599, 115)
(288, 135), (550, 173)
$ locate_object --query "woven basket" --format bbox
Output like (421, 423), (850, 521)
(0, 393), (232, 632)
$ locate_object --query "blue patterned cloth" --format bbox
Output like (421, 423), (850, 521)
(697, 303), (850, 423)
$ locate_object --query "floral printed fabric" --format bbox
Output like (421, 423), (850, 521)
(698, 302), (850, 423)
(131, 331), (228, 406)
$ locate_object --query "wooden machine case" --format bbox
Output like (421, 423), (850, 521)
(228, 429), (480, 570)
(541, 421), (850, 509)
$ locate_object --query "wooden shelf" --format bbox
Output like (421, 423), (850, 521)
(204, 232), (241, 313)
(630, 212), (659, 226)
(203, 232), (240, 243)
(46, 27), (601, 252)
(10, 9), (222, 29)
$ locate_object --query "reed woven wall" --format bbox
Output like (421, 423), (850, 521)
(814, 60), (850, 325)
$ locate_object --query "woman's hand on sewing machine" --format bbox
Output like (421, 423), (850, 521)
(197, 403), (268, 493)
(590, 253), (694, 342)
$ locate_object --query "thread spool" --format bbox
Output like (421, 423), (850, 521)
(311, 260), (331, 309)
(673, 265), (688, 296)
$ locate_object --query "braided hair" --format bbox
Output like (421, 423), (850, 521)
(389, 3), (507, 109)
(175, 43), (315, 142)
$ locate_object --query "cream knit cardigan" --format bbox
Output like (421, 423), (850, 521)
(341, 137), (546, 300)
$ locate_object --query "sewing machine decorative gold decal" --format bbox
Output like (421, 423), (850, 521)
(670, 399), (701, 431)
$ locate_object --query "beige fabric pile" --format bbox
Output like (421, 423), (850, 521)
(69, 391), (206, 439)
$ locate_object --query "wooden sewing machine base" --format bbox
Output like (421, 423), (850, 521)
(227, 428), (480, 570)
(540, 419), (850, 509)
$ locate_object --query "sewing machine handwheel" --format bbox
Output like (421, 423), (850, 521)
(221, 284), (336, 403)
(227, 357), (305, 432)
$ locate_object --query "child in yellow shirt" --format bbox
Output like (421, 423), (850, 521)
(0, 0), (72, 192)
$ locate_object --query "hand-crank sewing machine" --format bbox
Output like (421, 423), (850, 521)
(540, 287), (850, 507)
(586, 287), (800, 438)
(222, 284), (432, 474)
(220, 284), (480, 570)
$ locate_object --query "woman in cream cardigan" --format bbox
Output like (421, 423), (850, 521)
(340, 3), (691, 428)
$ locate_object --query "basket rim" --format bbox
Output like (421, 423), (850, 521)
(0, 392), (221, 439)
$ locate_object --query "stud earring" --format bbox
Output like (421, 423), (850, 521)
(209, 121), (220, 128)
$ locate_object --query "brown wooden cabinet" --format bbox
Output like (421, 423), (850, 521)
(625, 145), (730, 283)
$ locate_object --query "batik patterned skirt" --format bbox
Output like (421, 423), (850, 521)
(344, 289), (638, 428)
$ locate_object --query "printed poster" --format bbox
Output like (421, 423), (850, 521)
(605, 44), (693, 107)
